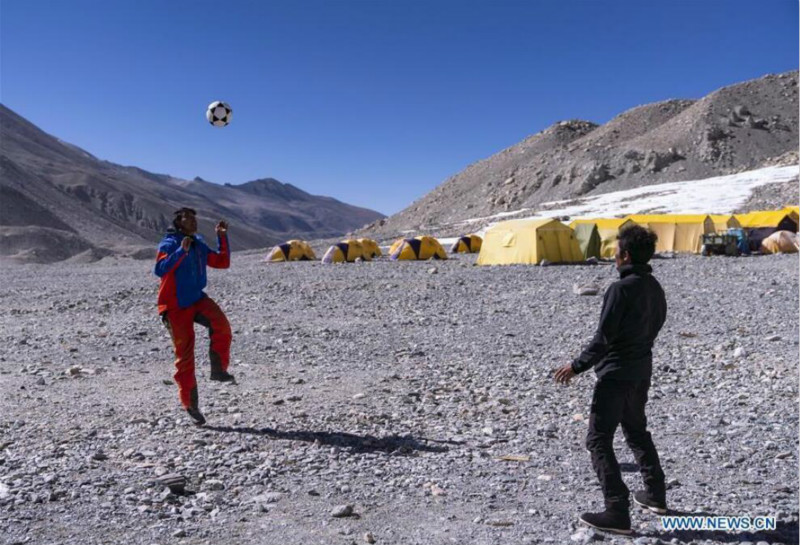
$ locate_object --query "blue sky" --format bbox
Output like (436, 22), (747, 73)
(2, 0), (797, 215)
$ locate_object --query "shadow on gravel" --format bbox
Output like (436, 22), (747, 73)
(203, 425), (453, 455)
(636, 509), (798, 544)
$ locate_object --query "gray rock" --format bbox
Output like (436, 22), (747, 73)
(252, 492), (283, 504)
(573, 284), (600, 296)
(332, 504), (354, 518)
(156, 474), (186, 494)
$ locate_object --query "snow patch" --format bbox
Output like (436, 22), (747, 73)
(456, 165), (798, 236)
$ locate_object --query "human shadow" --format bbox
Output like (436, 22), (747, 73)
(203, 425), (451, 455)
(635, 508), (798, 544)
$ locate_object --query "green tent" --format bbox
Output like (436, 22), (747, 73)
(573, 222), (601, 259)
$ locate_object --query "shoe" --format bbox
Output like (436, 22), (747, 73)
(186, 406), (206, 426)
(633, 490), (668, 515)
(210, 371), (236, 383)
(579, 510), (632, 535)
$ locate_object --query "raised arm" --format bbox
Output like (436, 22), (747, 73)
(206, 235), (230, 269)
(206, 221), (230, 269)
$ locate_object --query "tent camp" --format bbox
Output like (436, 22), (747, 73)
(571, 223), (601, 259)
(477, 218), (584, 265)
(570, 218), (637, 258)
(389, 236), (448, 261)
(358, 238), (382, 258)
(265, 240), (316, 262)
(450, 234), (483, 254)
(322, 239), (367, 263)
(761, 231), (799, 254)
(624, 215), (714, 253)
(736, 210), (799, 250)
(708, 214), (741, 233)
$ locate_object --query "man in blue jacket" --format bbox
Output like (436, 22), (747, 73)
(155, 207), (233, 425)
(555, 225), (668, 534)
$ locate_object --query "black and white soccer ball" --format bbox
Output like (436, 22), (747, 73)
(206, 101), (232, 127)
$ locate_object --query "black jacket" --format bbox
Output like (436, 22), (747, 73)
(572, 263), (667, 380)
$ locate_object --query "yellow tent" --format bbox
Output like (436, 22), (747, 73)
(389, 236), (448, 260)
(322, 239), (367, 263)
(357, 238), (382, 258)
(477, 218), (584, 265)
(708, 214), (741, 233)
(761, 231), (799, 254)
(388, 238), (405, 256)
(736, 210), (799, 230)
(624, 215), (714, 253)
(570, 218), (637, 258)
(450, 234), (483, 254)
(265, 240), (316, 262)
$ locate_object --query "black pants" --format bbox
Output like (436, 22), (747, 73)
(586, 378), (666, 512)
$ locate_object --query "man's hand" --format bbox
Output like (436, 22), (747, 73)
(554, 364), (576, 385)
(215, 220), (228, 235)
(181, 237), (193, 252)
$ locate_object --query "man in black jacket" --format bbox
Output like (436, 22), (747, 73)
(554, 225), (668, 535)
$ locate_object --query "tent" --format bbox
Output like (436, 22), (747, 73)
(736, 210), (798, 230)
(708, 214), (741, 233)
(358, 238), (382, 258)
(450, 234), (483, 254)
(477, 218), (584, 265)
(761, 231), (799, 254)
(736, 210), (799, 251)
(389, 236), (448, 260)
(265, 240), (316, 262)
(570, 218), (637, 258)
(322, 239), (367, 263)
(624, 214), (714, 253)
(571, 223), (601, 259)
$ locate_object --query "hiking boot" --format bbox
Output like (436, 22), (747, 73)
(186, 406), (206, 426)
(633, 490), (668, 515)
(579, 510), (632, 535)
(210, 371), (236, 383)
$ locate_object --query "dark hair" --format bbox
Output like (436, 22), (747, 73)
(172, 207), (197, 230)
(617, 225), (658, 264)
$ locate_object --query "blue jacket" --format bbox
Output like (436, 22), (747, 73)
(154, 230), (230, 312)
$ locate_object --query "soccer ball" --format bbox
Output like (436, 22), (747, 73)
(206, 101), (232, 127)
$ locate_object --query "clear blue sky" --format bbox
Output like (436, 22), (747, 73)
(2, 0), (797, 215)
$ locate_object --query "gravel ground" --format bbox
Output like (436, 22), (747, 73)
(1, 252), (797, 545)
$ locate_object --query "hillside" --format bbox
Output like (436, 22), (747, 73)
(363, 70), (798, 238)
(0, 105), (384, 262)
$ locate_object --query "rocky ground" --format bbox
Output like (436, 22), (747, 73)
(736, 180), (800, 214)
(1, 252), (798, 545)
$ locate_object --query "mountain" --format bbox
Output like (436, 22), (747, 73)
(362, 70), (798, 238)
(0, 105), (384, 262)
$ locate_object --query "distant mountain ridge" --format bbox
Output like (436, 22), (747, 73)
(0, 105), (384, 262)
(362, 70), (798, 238)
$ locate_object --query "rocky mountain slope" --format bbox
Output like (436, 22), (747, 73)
(364, 70), (798, 238)
(0, 105), (384, 262)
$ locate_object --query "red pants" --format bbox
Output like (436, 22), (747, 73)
(162, 297), (232, 408)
